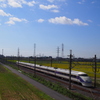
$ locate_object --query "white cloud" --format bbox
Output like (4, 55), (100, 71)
(0, 9), (11, 16)
(8, 0), (22, 8)
(0, 0), (6, 1)
(0, 3), (7, 7)
(39, 4), (58, 10)
(91, 1), (95, 4)
(82, 0), (85, 2)
(48, 16), (73, 24)
(51, 9), (59, 13)
(78, 2), (82, 4)
(37, 19), (44, 23)
(87, 20), (92, 23)
(21, 0), (36, 7)
(58, 0), (66, 1)
(77, 0), (85, 4)
(5, 17), (28, 25)
(73, 18), (88, 26)
(47, 0), (54, 3)
(48, 16), (88, 26)
(0, 0), (36, 8)
(47, 0), (66, 2)
(26, 1), (36, 6)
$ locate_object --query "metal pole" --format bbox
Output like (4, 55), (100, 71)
(34, 56), (36, 76)
(51, 56), (52, 67)
(18, 48), (20, 70)
(69, 50), (72, 89)
(29, 57), (30, 63)
(94, 55), (97, 88)
(34, 44), (36, 57)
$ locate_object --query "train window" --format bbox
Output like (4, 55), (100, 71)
(79, 74), (88, 76)
(50, 70), (55, 72)
(71, 75), (76, 78)
(58, 72), (68, 76)
(36, 67), (41, 69)
(46, 69), (55, 72)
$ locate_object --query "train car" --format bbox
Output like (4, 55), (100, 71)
(16, 61), (92, 87)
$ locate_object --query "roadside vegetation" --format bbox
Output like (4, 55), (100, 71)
(0, 64), (54, 100)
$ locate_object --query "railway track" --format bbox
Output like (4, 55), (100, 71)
(19, 65), (100, 100)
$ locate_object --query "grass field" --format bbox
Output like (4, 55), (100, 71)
(0, 64), (54, 100)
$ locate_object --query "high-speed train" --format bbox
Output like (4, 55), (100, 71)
(16, 61), (92, 87)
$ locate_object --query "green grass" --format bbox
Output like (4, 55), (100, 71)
(0, 64), (55, 100)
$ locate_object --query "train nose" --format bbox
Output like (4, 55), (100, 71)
(85, 80), (91, 83)
(86, 77), (92, 82)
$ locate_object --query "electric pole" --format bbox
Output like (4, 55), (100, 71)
(18, 48), (20, 69)
(34, 43), (36, 57)
(62, 44), (64, 58)
(93, 55), (99, 88)
(69, 50), (72, 89)
(34, 44), (36, 76)
(57, 46), (59, 58)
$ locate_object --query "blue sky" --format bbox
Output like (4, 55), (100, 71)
(0, 0), (100, 58)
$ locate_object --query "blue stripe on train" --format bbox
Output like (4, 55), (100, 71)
(78, 76), (84, 82)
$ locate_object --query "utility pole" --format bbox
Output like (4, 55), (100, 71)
(18, 48), (20, 70)
(57, 46), (60, 61)
(57, 47), (59, 58)
(51, 56), (52, 67)
(92, 55), (99, 88)
(94, 55), (97, 87)
(34, 56), (36, 76)
(34, 43), (36, 57)
(61, 43), (64, 58)
(69, 50), (72, 89)
(29, 57), (30, 63)
(1, 49), (4, 63)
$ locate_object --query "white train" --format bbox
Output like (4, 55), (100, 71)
(16, 61), (93, 87)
